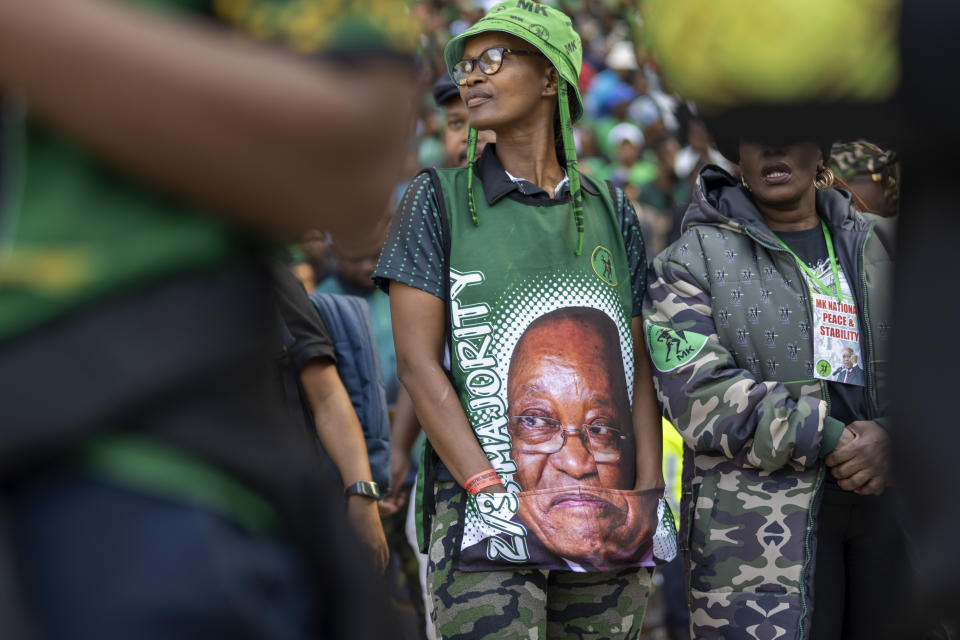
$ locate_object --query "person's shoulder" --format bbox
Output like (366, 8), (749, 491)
(412, 165), (475, 201)
(405, 170), (438, 192)
(395, 171), (444, 217)
(606, 182), (628, 211)
(608, 184), (645, 249)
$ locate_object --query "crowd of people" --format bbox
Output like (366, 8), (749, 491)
(0, 0), (951, 639)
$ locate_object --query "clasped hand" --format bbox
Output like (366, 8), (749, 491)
(824, 420), (889, 495)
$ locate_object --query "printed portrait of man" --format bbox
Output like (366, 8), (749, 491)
(506, 306), (654, 569)
(832, 346), (865, 385)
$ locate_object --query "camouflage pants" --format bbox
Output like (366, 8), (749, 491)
(426, 482), (653, 640)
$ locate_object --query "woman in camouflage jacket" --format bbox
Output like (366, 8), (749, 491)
(643, 139), (902, 640)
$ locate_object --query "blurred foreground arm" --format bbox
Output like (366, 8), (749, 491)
(0, 0), (416, 247)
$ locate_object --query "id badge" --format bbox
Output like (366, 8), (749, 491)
(811, 291), (864, 386)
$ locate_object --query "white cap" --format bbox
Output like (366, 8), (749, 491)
(608, 122), (644, 149)
(606, 41), (638, 71)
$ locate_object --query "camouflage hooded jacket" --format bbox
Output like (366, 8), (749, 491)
(642, 166), (894, 640)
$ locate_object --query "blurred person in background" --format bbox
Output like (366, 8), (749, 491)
(628, 65), (679, 139)
(296, 229), (334, 291)
(644, 134), (904, 640)
(607, 121), (655, 200)
(272, 262), (390, 574)
(311, 209), (424, 629)
(316, 213), (401, 403)
(829, 140), (899, 218)
(0, 0), (417, 637)
(375, 3), (671, 637)
(574, 125), (605, 178)
(432, 74), (496, 169)
(673, 117), (734, 181)
(585, 40), (639, 121)
(636, 134), (689, 251)
(417, 96), (448, 171)
(594, 83), (638, 158)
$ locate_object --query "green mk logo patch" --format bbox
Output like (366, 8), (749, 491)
(590, 245), (617, 286)
(816, 359), (832, 378)
(646, 323), (708, 372)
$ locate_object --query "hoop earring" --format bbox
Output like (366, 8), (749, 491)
(741, 175), (751, 192)
(814, 165), (835, 190)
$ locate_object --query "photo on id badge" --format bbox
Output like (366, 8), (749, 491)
(809, 264), (864, 387)
(459, 303), (658, 573)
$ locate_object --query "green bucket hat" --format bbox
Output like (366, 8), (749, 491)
(443, 1), (584, 121)
(443, 1), (589, 255)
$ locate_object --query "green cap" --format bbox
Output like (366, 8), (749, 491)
(443, 0), (584, 121)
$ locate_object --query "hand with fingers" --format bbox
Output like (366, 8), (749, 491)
(377, 451), (411, 518)
(347, 495), (390, 574)
(824, 420), (890, 495)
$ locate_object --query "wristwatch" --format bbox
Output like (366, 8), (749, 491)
(344, 480), (380, 500)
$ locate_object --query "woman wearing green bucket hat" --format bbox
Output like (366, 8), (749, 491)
(374, 2), (676, 638)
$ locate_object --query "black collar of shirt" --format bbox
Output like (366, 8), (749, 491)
(474, 143), (600, 206)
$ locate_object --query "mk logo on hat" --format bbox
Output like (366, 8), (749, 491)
(517, 0), (548, 16)
(529, 23), (550, 40)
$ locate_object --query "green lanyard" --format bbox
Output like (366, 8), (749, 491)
(772, 220), (842, 302)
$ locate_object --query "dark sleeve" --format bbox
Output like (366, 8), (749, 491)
(614, 185), (648, 317)
(373, 172), (447, 300)
(269, 260), (336, 371)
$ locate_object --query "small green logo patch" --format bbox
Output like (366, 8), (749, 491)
(816, 359), (832, 378)
(646, 323), (708, 372)
(591, 246), (617, 286)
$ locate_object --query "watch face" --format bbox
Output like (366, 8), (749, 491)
(346, 481), (380, 499)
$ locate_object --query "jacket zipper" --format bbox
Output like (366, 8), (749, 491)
(858, 220), (880, 417)
(742, 225), (826, 640)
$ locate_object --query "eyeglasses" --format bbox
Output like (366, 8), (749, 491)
(507, 415), (630, 463)
(451, 46), (543, 86)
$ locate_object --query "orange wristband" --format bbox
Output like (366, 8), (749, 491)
(464, 469), (501, 495)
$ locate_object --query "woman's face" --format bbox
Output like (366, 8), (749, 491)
(457, 31), (553, 131)
(738, 141), (821, 207)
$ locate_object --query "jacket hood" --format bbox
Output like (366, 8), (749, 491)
(683, 165), (870, 246)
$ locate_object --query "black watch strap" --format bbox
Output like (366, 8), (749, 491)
(344, 480), (380, 500)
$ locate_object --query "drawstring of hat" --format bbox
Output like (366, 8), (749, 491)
(463, 80), (584, 256)
(466, 127), (479, 226)
(558, 80), (584, 256)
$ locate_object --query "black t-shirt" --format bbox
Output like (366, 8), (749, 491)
(270, 260), (336, 372)
(776, 225), (868, 490)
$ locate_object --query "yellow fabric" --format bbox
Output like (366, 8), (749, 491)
(661, 418), (683, 517)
